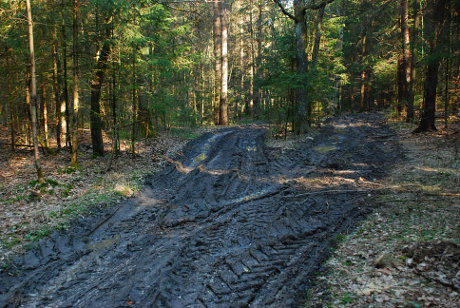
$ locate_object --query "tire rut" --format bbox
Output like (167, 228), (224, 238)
(0, 113), (400, 307)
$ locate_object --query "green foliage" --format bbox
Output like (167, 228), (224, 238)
(57, 166), (78, 174)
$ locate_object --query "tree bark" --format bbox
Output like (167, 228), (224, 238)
(409, 0), (419, 118)
(26, 0), (44, 182)
(251, 1), (263, 119)
(90, 20), (111, 157)
(7, 55), (15, 151)
(414, 0), (449, 133)
(52, 24), (63, 149)
(213, 1), (222, 124)
(294, 0), (309, 134)
(40, 80), (49, 149)
(131, 44), (137, 155)
(397, 56), (403, 115)
(61, 16), (70, 148)
(219, 0), (229, 125)
(71, 0), (79, 167)
(311, 3), (326, 67)
(360, 27), (367, 112)
(400, 0), (414, 120)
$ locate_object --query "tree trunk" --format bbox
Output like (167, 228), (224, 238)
(61, 17), (70, 148)
(7, 55), (15, 151)
(397, 56), (403, 115)
(309, 2), (326, 120)
(400, 0), (414, 120)
(414, 0), (448, 133)
(71, 0), (79, 167)
(360, 28), (367, 112)
(219, 0), (228, 125)
(294, 0), (309, 134)
(213, 1), (222, 123)
(107, 34), (118, 172)
(52, 24), (63, 150)
(410, 0), (419, 118)
(238, 11), (245, 118)
(90, 18), (112, 157)
(311, 3), (326, 67)
(250, 1), (262, 119)
(26, 0), (44, 183)
(131, 44), (137, 156)
(40, 80), (49, 149)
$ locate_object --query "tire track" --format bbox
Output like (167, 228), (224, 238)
(0, 113), (400, 307)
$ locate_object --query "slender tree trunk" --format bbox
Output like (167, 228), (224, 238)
(444, 7), (451, 128)
(7, 56), (15, 150)
(71, 0), (79, 167)
(309, 2), (326, 119)
(360, 28), (367, 112)
(8, 84), (15, 151)
(107, 39), (118, 171)
(213, 1), (222, 123)
(410, 0), (419, 117)
(25, 77), (31, 146)
(61, 17), (70, 148)
(249, 2), (255, 117)
(334, 3), (345, 114)
(397, 56), (403, 115)
(400, 0), (414, 120)
(52, 24), (63, 149)
(26, 0), (44, 183)
(239, 13), (245, 117)
(219, 0), (228, 125)
(131, 44), (137, 155)
(40, 81), (49, 149)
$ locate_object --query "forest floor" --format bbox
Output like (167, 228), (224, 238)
(0, 113), (458, 307)
(305, 116), (460, 307)
(0, 126), (212, 263)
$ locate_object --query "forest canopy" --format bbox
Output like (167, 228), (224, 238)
(0, 0), (459, 180)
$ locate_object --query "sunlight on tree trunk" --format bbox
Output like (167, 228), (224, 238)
(26, 0), (44, 183)
(71, 0), (79, 167)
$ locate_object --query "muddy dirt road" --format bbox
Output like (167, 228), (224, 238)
(0, 113), (399, 307)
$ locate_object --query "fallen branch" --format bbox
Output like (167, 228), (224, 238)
(289, 188), (387, 197)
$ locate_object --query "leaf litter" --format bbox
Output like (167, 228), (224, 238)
(304, 116), (460, 308)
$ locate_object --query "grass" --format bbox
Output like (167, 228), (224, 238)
(0, 125), (197, 264)
(0, 164), (147, 264)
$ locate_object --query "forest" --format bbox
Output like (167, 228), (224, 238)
(0, 0), (458, 182)
(1, 0), (460, 307)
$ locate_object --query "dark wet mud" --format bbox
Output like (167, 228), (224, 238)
(0, 113), (400, 307)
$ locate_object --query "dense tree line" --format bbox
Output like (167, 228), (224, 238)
(0, 0), (458, 180)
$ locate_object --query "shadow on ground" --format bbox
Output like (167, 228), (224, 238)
(0, 113), (400, 307)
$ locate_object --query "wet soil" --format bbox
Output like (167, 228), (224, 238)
(0, 113), (400, 307)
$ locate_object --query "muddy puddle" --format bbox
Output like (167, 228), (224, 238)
(0, 113), (400, 307)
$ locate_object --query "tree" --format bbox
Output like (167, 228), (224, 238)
(90, 15), (112, 157)
(26, 0), (44, 183)
(71, 0), (79, 167)
(400, 0), (413, 120)
(274, 0), (334, 134)
(414, 0), (449, 133)
(213, 0), (228, 125)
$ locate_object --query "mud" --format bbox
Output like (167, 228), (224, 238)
(0, 113), (400, 307)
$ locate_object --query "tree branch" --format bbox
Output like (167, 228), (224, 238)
(273, 0), (297, 21)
